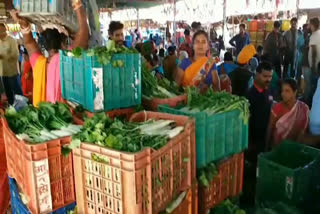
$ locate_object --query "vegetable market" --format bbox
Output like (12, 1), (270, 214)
(0, 0), (320, 214)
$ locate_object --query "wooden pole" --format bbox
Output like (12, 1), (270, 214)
(223, 0), (227, 40)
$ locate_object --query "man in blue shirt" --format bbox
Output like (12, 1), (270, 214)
(217, 52), (238, 75)
(229, 24), (251, 56)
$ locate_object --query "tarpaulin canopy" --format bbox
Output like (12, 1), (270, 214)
(97, 0), (170, 9)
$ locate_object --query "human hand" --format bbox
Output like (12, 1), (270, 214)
(10, 10), (30, 28)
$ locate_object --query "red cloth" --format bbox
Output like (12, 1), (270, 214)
(0, 124), (9, 214)
(21, 60), (33, 96)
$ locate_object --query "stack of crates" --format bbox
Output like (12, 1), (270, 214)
(248, 20), (265, 49)
(72, 111), (196, 214)
(158, 104), (248, 213)
(2, 117), (76, 214)
(0, 0), (5, 17)
(12, 0), (77, 32)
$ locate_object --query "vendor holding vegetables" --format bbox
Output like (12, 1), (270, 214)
(175, 30), (221, 92)
(9, 0), (89, 107)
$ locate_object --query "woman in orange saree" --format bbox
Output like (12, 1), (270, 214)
(268, 78), (309, 148)
(175, 30), (220, 92)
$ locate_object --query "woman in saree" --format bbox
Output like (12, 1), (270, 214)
(175, 30), (220, 92)
(10, 0), (89, 107)
(267, 78), (309, 148)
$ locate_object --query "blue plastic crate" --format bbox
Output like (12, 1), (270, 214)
(8, 176), (76, 214)
(60, 50), (141, 112)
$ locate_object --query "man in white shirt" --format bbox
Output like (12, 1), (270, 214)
(309, 17), (320, 76)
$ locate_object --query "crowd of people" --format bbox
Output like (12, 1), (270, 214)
(0, 1), (320, 209)
(1, 10), (320, 150)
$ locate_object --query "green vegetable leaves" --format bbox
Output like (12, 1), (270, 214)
(142, 60), (182, 99)
(212, 199), (246, 214)
(71, 47), (83, 58)
(186, 87), (250, 124)
(197, 162), (218, 187)
(73, 113), (183, 153)
(5, 102), (80, 144)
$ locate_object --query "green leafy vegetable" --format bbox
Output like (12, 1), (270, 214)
(73, 113), (184, 153)
(186, 87), (250, 124)
(5, 102), (81, 144)
(142, 61), (182, 99)
(71, 47), (83, 58)
(212, 199), (246, 214)
(197, 162), (218, 187)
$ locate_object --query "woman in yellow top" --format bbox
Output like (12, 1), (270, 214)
(176, 30), (220, 92)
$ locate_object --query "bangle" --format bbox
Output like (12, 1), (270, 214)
(73, 4), (83, 11)
(21, 25), (31, 34)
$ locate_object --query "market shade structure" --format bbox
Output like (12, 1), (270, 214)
(97, 0), (170, 9)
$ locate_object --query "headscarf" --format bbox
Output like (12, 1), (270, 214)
(237, 44), (256, 65)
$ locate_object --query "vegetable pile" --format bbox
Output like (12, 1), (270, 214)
(197, 162), (219, 187)
(142, 61), (182, 99)
(212, 199), (246, 214)
(70, 40), (138, 66)
(182, 87), (250, 124)
(73, 113), (184, 153)
(5, 102), (81, 143)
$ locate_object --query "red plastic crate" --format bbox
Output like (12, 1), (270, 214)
(73, 111), (195, 214)
(171, 188), (192, 214)
(192, 180), (198, 214)
(2, 118), (75, 214)
(72, 107), (135, 126)
(142, 94), (187, 111)
(198, 153), (244, 213)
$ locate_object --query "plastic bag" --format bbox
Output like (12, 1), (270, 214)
(13, 95), (29, 111)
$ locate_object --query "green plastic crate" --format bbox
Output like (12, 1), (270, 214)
(256, 141), (320, 206)
(158, 105), (248, 168)
(60, 51), (141, 112)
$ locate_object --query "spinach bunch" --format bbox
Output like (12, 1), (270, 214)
(212, 199), (246, 214)
(142, 61), (181, 99)
(5, 102), (81, 143)
(185, 87), (250, 124)
(197, 162), (219, 187)
(73, 113), (184, 153)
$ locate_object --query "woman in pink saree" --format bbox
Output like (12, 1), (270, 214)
(268, 78), (309, 148)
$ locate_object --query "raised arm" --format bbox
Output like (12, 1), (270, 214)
(10, 10), (40, 57)
(72, 0), (89, 49)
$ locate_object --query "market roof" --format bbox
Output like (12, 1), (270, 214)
(97, 0), (169, 9)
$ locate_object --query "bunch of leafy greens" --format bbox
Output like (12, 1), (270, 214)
(211, 199), (246, 214)
(72, 113), (184, 153)
(183, 87), (250, 124)
(142, 61), (182, 99)
(5, 102), (81, 143)
(70, 40), (138, 67)
(197, 162), (219, 187)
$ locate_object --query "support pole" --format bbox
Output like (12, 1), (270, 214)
(296, 0), (300, 19)
(137, 8), (140, 30)
(173, 0), (177, 45)
(223, 0), (227, 40)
